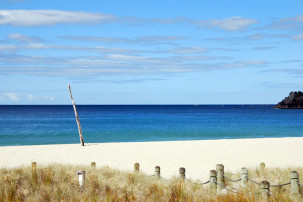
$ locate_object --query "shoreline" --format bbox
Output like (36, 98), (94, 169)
(1, 137), (303, 180)
(2, 135), (303, 147)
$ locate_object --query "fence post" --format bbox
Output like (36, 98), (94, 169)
(32, 162), (38, 185)
(77, 170), (86, 187)
(216, 164), (224, 189)
(260, 162), (265, 176)
(155, 166), (160, 178)
(179, 167), (185, 179)
(210, 170), (217, 194)
(91, 162), (96, 168)
(134, 163), (140, 172)
(241, 167), (248, 188)
(261, 180), (270, 202)
(291, 171), (300, 194)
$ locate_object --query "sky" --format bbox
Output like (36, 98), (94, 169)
(0, 0), (302, 104)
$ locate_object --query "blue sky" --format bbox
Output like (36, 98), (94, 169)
(0, 0), (302, 104)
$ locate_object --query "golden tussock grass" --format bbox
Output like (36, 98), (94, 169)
(0, 164), (303, 201)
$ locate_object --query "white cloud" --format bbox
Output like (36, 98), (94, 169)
(27, 94), (34, 100)
(4, 93), (19, 101)
(0, 10), (115, 26)
(0, 96), (3, 102)
(197, 17), (258, 31)
(8, 33), (44, 42)
(42, 96), (55, 101)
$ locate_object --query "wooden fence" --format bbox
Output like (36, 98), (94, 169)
(31, 161), (302, 201)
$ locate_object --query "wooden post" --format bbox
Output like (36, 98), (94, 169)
(241, 167), (248, 188)
(261, 180), (270, 202)
(155, 166), (160, 178)
(91, 162), (96, 168)
(68, 84), (84, 146)
(260, 162), (265, 175)
(77, 170), (85, 187)
(134, 163), (140, 172)
(32, 162), (38, 185)
(291, 171), (300, 194)
(216, 164), (224, 189)
(210, 170), (217, 194)
(179, 167), (185, 179)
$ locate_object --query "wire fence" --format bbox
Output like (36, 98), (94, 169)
(214, 179), (237, 193)
(223, 174), (241, 182)
(133, 162), (302, 199)
(246, 176), (262, 185)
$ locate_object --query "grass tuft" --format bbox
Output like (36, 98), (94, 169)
(0, 164), (303, 201)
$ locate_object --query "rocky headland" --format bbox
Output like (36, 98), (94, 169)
(275, 91), (303, 109)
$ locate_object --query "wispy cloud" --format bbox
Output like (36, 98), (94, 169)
(263, 66), (303, 78)
(0, 45), (18, 52)
(259, 82), (303, 89)
(269, 14), (303, 31)
(59, 35), (188, 45)
(0, 10), (115, 26)
(0, 9), (260, 32)
(167, 47), (207, 54)
(9, 0), (27, 2)
(72, 77), (167, 84)
(4, 92), (19, 101)
(212, 48), (240, 52)
(119, 16), (191, 26)
(8, 33), (44, 42)
(203, 33), (295, 43)
(0, 43), (139, 54)
(253, 46), (276, 50)
(196, 17), (258, 31)
(0, 52), (266, 78)
(293, 34), (303, 40)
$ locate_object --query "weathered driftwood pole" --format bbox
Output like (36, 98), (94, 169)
(32, 162), (38, 185)
(179, 167), (185, 179)
(155, 166), (160, 178)
(134, 162), (140, 172)
(291, 171), (300, 194)
(261, 180), (270, 202)
(210, 170), (217, 193)
(77, 170), (86, 187)
(216, 164), (224, 189)
(260, 162), (265, 175)
(68, 84), (84, 146)
(91, 162), (96, 168)
(241, 167), (248, 188)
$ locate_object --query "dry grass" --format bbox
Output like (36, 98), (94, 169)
(0, 164), (303, 201)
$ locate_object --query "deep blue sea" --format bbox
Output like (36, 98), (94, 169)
(1, 105), (303, 146)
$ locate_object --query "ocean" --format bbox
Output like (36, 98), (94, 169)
(0, 105), (303, 146)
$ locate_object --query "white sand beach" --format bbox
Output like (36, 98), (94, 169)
(1, 137), (303, 181)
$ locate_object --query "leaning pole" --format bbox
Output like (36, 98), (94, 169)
(68, 84), (85, 146)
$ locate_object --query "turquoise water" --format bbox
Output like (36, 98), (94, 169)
(0, 105), (303, 146)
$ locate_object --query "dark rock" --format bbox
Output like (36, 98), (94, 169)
(275, 91), (303, 109)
